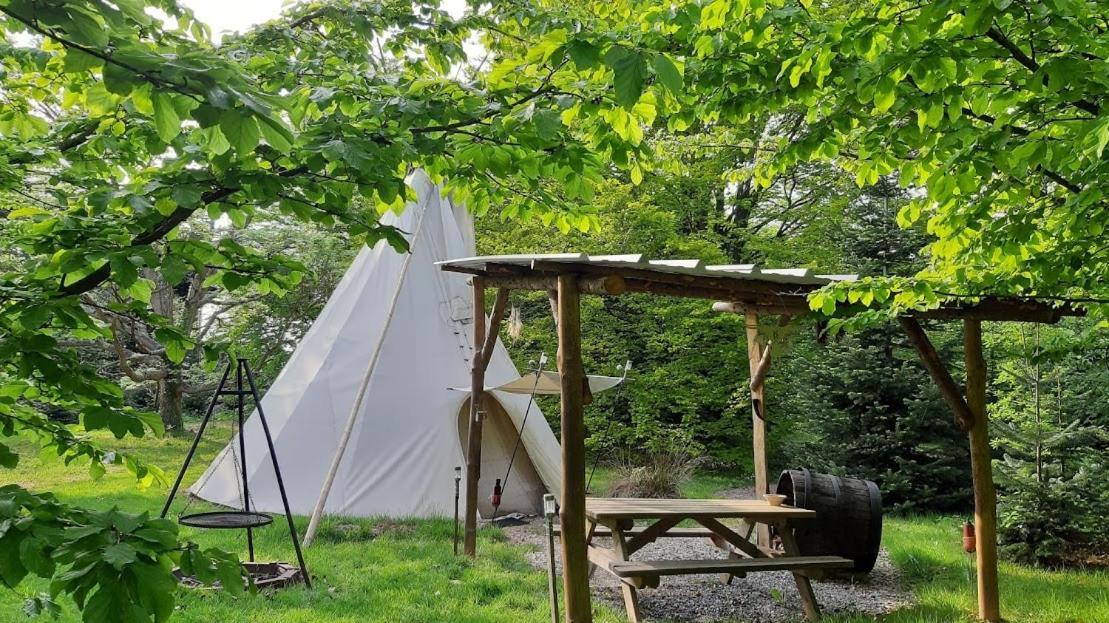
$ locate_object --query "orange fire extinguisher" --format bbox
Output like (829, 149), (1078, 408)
(962, 521), (976, 553)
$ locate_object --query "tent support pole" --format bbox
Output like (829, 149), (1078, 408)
(965, 319), (1000, 622)
(558, 274), (591, 623)
(301, 204), (432, 547)
(463, 284), (509, 557)
(745, 311), (770, 548)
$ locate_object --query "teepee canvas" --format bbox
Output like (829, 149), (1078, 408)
(189, 170), (562, 520)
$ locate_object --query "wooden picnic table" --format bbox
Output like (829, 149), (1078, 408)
(584, 497), (852, 622)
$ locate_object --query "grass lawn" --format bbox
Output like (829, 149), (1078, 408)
(2, 427), (1106, 622)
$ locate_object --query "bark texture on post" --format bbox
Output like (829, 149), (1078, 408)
(965, 319), (1000, 622)
(745, 311), (770, 547)
(557, 274), (592, 623)
(463, 277), (487, 558)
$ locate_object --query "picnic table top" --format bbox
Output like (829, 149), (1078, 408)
(585, 497), (816, 521)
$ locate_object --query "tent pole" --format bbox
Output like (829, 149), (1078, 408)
(463, 277), (487, 557)
(302, 207), (431, 547)
(745, 311), (770, 547)
(557, 274), (591, 623)
(965, 319), (1000, 622)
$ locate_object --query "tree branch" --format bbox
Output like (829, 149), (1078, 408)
(985, 26), (1100, 116)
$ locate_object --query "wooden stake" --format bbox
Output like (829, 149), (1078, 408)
(557, 274), (592, 623)
(463, 277), (487, 558)
(965, 319), (1000, 622)
(745, 311), (770, 548)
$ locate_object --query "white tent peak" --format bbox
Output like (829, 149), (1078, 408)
(190, 170), (562, 520)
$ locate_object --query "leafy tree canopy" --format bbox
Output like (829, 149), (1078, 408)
(482, 0), (1107, 321)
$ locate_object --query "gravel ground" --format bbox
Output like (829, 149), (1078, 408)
(502, 488), (912, 622)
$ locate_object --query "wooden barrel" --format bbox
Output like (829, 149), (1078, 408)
(775, 468), (883, 573)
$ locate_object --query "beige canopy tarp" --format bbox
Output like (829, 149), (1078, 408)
(453, 371), (625, 396)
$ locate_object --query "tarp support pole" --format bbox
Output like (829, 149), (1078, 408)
(965, 319), (1000, 622)
(463, 284), (509, 557)
(745, 311), (770, 548)
(463, 277), (487, 557)
(557, 274), (592, 623)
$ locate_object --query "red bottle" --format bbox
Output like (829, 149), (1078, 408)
(491, 479), (503, 508)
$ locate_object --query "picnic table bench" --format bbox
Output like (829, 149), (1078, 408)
(583, 497), (852, 622)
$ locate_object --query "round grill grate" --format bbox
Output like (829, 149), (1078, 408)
(179, 511), (273, 529)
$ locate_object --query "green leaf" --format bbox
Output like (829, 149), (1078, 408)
(133, 562), (175, 623)
(19, 538), (54, 577)
(151, 93), (181, 143)
(0, 443), (17, 468)
(604, 46), (648, 108)
(102, 63), (138, 96)
(154, 328), (191, 364)
(153, 198), (176, 217)
(652, 54), (683, 96)
(0, 531), (29, 587)
(109, 256), (140, 289)
(219, 110), (261, 155)
(873, 75), (896, 112)
(83, 585), (116, 623)
(103, 543), (138, 570)
(63, 50), (101, 73)
(125, 279), (153, 305)
(134, 410), (165, 438)
(567, 40), (600, 70)
(257, 116), (293, 153)
(159, 254), (188, 286)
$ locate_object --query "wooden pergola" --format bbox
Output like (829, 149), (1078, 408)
(439, 253), (1080, 623)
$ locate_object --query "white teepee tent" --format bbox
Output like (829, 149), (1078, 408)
(189, 170), (562, 521)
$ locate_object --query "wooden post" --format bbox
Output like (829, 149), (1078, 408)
(463, 285), (510, 558)
(745, 311), (770, 547)
(463, 277), (487, 558)
(965, 319), (1000, 622)
(557, 274), (592, 623)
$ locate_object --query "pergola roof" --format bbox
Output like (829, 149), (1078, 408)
(441, 253), (858, 285)
(438, 253), (1080, 323)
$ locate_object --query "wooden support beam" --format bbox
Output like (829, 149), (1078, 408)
(548, 289), (559, 326)
(750, 341), (772, 391)
(462, 282), (511, 557)
(481, 274), (626, 296)
(745, 312), (770, 548)
(479, 289), (510, 369)
(899, 316), (975, 431)
(713, 301), (811, 317)
(557, 274), (592, 623)
(965, 319), (1001, 622)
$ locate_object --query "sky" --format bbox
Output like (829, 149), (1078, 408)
(181, 0), (286, 37)
(181, 0), (467, 39)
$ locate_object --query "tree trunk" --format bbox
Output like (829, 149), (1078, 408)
(158, 376), (185, 434)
